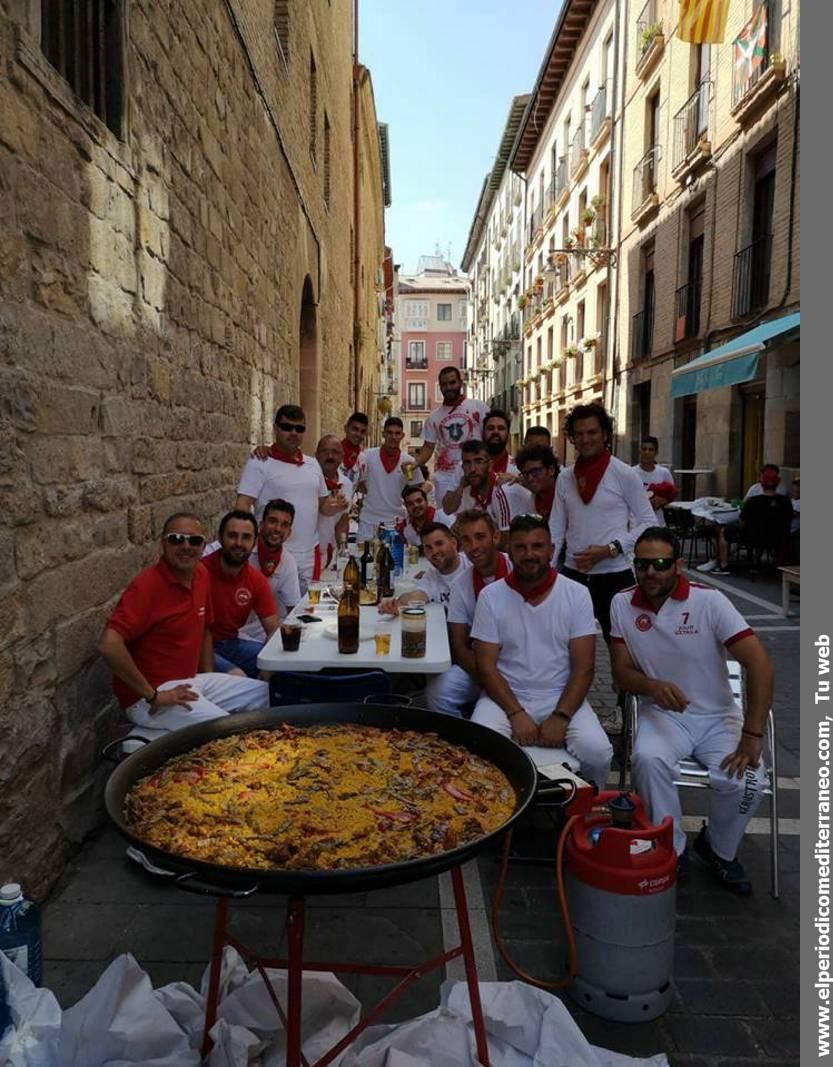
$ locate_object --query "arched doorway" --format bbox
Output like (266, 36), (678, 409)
(299, 275), (319, 441)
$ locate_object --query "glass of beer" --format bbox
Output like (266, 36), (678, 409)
(280, 624), (302, 652)
(374, 631), (392, 656)
(403, 462), (415, 481)
(307, 582), (322, 607)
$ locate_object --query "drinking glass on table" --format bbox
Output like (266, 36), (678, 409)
(307, 582), (322, 607)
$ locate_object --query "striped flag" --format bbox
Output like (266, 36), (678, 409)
(678, 0), (729, 44)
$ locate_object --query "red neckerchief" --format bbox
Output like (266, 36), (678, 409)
(491, 451), (509, 474)
(415, 506), (435, 531)
(269, 444), (304, 466)
(324, 474), (340, 492)
(380, 447), (401, 474)
(256, 537), (283, 577)
(574, 451), (611, 504)
(505, 566), (558, 603)
(471, 474), (497, 510)
(341, 439), (361, 470)
(534, 482), (556, 522)
(649, 480), (678, 502)
(471, 552), (510, 599)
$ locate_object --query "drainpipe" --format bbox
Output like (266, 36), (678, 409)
(606, 0), (626, 436)
(352, 0), (361, 412)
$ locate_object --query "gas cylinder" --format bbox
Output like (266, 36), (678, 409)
(564, 791), (676, 1022)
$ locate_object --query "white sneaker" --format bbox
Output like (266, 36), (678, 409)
(696, 560), (718, 573)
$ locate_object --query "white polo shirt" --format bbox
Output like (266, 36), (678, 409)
(423, 398), (489, 475)
(238, 455), (328, 558)
(549, 456), (657, 574)
(632, 463), (675, 522)
(202, 540), (301, 636)
(401, 508), (454, 547)
(415, 554), (471, 609)
(359, 448), (421, 528)
(470, 574), (596, 699)
(455, 482), (512, 531)
(447, 554), (512, 628)
(610, 576), (753, 717)
(502, 481), (535, 520)
(317, 470), (354, 562)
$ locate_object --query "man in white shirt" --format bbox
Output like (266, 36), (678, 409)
(411, 366), (489, 507)
(236, 405), (344, 591)
(471, 515), (612, 788)
(744, 463), (788, 499)
(632, 436), (677, 522)
(610, 527), (773, 893)
(356, 417), (420, 542)
(340, 411), (369, 488)
(440, 440), (512, 533)
(515, 445), (560, 525)
(549, 402), (656, 642)
(482, 409), (534, 518)
(316, 434), (353, 568)
(380, 521), (471, 615)
(398, 485), (452, 547)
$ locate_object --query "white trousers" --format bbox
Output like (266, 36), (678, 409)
(472, 695), (613, 789)
(425, 665), (481, 717)
(287, 548), (316, 594)
(357, 518), (385, 545)
(631, 708), (768, 859)
(126, 674), (269, 734)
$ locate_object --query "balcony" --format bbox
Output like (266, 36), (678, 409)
(631, 301), (654, 362)
(672, 83), (711, 178)
(732, 236), (772, 319)
(570, 124), (589, 181)
(731, 4), (786, 123)
(405, 355), (428, 370)
(674, 279), (701, 342)
(590, 83), (611, 148)
(635, 0), (664, 79)
(554, 156), (569, 209)
(545, 177), (558, 219)
(632, 145), (661, 223)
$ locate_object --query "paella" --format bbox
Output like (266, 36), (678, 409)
(125, 724), (516, 871)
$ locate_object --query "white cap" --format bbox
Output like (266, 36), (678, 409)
(0, 884), (22, 903)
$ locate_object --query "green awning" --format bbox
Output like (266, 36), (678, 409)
(670, 312), (800, 398)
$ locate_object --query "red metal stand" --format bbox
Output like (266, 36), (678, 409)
(200, 865), (491, 1066)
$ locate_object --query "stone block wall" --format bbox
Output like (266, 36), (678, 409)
(0, 0), (360, 896)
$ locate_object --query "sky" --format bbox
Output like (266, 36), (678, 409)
(360, 0), (563, 276)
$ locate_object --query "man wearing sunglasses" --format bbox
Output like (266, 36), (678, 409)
(236, 405), (343, 592)
(610, 528), (774, 894)
(99, 513), (269, 735)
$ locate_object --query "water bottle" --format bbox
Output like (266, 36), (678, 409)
(0, 884), (42, 985)
(390, 531), (405, 577)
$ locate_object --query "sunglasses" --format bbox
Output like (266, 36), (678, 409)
(633, 557), (676, 573)
(277, 421), (306, 433)
(164, 533), (206, 547)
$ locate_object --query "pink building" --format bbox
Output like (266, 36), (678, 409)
(395, 256), (469, 451)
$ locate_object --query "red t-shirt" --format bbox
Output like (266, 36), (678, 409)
(106, 560), (213, 709)
(201, 552), (276, 642)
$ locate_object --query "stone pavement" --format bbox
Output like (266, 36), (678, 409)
(40, 570), (799, 1066)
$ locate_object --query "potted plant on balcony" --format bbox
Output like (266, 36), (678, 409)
(639, 22), (663, 54)
(591, 194), (606, 212)
(581, 337), (596, 351)
(581, 206), (596, 227)
(571, 228), (585, 247)
(518, 294), (528, 309)
(565, 344), (579, 359)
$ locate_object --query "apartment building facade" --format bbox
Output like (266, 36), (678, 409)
(615, 0), (800, 496)
(396, 258), (469, 452)
(509, 0), (621, 464)
(461, 96), (529, 450)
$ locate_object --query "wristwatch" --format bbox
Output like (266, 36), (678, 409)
(608, 540), (622, 557)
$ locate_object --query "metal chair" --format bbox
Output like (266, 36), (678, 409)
(620, 661), (780, 898)
(269, 669), (394, 706)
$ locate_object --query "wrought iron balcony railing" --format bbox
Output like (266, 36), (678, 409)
(632, 145), (660, 214)
(732, 235), (772, 318)
(672, 82), (710, 170)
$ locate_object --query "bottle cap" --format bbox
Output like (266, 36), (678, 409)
(0, 884), (22, 903)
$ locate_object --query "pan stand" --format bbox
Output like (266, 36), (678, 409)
(201, 864), (491, 1066)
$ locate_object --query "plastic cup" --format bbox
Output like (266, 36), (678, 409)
(374, 632), (391, 656)
(307, 583), (322, 607)
(280, 624), (302, 652)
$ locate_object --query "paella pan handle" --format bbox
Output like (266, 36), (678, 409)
(362, 693), (413, 706)
(101, 735), (154, 763)
(174, 872), (260, 898)
(535, 777), (578, 804)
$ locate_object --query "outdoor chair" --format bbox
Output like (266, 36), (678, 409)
(619, 661), (780, 898)
(269, 668), (394, 706)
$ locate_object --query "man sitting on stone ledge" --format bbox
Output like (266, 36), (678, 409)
(98, 512), (269, 734)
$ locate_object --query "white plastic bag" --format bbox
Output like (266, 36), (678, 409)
(0, 951), (62, 1067)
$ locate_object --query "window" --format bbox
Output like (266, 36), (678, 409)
(323, 112), (331, 209)
(437, 304), (452, 321)
(404, 300), (428, 329)
(407, 383), (426, 410)
(274, 0), (289, 63)
(632, 245), (655, 359)
(436, 341), (453, 361)
(406, 341), (427, 369)
(410, 420), (424, 438)
(676, 204), (704, 340)
(309, 51), (317, 167)
(41, 1), (125, 136)
(733, 143), (776, 317)
(595, 281), (608, 375)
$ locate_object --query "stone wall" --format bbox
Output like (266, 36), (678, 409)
(0, 0), (363, 896)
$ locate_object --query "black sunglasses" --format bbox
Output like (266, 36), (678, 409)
(164, 533), (206, 547)
(277, 421), (306, 433)
(633, 557), (676, 573)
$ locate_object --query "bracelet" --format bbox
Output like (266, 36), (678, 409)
(555, 710), (572, 723)
(147, 688), (158, 705)
(741, 727), (763, 739)
(507, 708), (524, 719)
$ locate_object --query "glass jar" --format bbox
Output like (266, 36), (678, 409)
(400, 606), (427, 659)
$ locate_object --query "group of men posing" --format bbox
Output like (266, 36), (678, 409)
(98, 368), (774, 895)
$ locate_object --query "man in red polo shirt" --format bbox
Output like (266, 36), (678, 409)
(202, 510), (278, 677)
(98, 513), (269, 734)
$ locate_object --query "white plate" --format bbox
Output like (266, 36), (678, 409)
(322, 620), (376, 642)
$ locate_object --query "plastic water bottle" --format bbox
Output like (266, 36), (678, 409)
(390, 532), (405, 577)
(0, 883), (42, 985)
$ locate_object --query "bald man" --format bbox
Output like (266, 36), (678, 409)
(316, 434), (352, 566)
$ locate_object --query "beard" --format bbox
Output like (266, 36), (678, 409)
(484, 437), (505, 457)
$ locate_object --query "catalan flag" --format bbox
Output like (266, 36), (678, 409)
(678, 0), (730, 44)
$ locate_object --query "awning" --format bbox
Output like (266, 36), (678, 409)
(670, 311), (800, 398)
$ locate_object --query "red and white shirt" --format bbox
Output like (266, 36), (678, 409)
(456, 481), (512, 531)
(400, 508), (454, 546)
(359, 447), (421, 527)
(106, 560), (213, 709)
(422, 398), (489, 474)
(471, 574), (596, 700)
(200, 552), (276, 642)
(632, 463), (676, 522)
(237, 454), (329, 559)
(609, 576), (753, 717)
